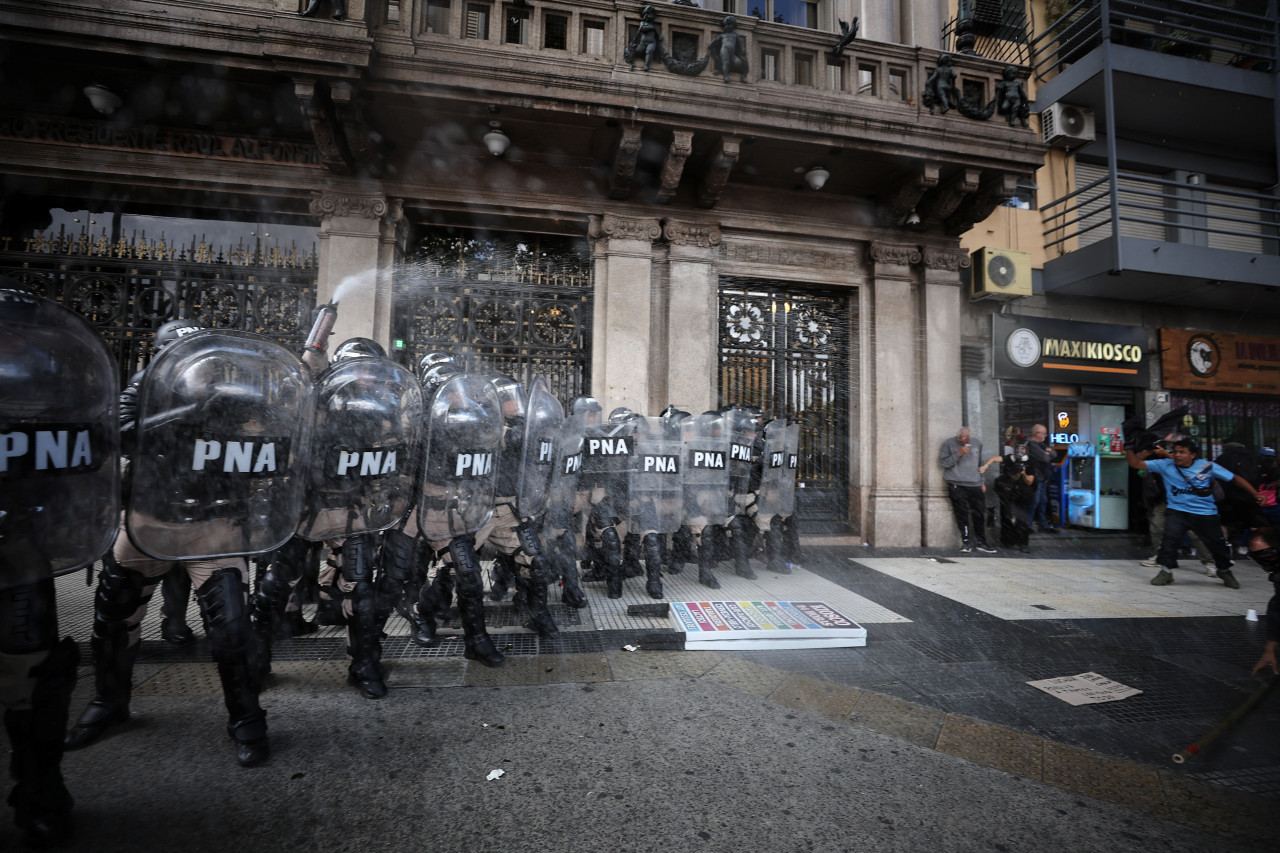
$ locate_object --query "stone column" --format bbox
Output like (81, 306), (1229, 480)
(309, 191), (401, 350)
(866, 241), (924, 546)
(588, 214), (662, 413)
(921, 247), (969, 547)
(661, 219), (721, 415)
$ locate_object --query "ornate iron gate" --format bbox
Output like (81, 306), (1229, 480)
(719, 277), (853, 532)
(393, 237), (592, 403)
(0, 231), (317, 386)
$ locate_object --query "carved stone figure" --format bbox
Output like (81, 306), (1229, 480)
(625, 5), (662, 71)
(832, 18), (859, 57)
(922, 54), (959, 115)
(709, 16), (749, 83)
(300, 0), (345, 21)
(995, 66), (1030, 127)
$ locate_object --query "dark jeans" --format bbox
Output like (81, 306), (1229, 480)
(1158, 509), (1233, 571)
(947, 483), (989, 547)
(1028, 479), (1051, 529)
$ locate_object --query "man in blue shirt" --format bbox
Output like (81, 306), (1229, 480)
(1127, 438), (1263, 588)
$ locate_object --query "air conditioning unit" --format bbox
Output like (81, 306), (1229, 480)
(970, 247), (1032, 301)
(1041, 103), (1095, 148)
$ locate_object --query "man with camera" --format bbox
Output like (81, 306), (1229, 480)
(1127, 438), (1263, 588)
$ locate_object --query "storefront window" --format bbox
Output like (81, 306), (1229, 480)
(1172, 393), (1280, 459)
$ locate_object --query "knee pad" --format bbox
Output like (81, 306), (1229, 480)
(196, 567), (252, 661)
(340, 535), (376, 584)
(0, 580), (58, 655)
(96, 558), (149, 622)
(380, 529), (419, 585)
(515, 521), (545, 562)
(599, 525), (622, 566)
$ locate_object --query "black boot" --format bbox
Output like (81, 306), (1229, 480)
(458, 594), (505, 667)
(552, 532), (588, 608)
(285, 609), (317, 636)
(668, 527), (693, 574)
(782, 515), (805, 570)
(342, 536), (386, 700)
(315, 589), (346, 626)
(6, 638), (78, 849)
(488, 555), (514, 602)
(642, 533), (664, 599)
(765, 528), (790, 574)
(408, 604), (439, 648)
(197, 568), (270, 767)
(159, 569), (194, 645)
(729, 516), (758, 580)
(66, 563), (146, 750)
(516, 575), (560, 639)
(622, 533), (644, 578)
(697, 537), (721, 590)
(299, 0), (321, 16)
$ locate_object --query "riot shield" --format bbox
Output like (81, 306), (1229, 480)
(416, 373), (503, 541)
(727, 407), (761, 499)
(628, 416), (683, 534)
(127, 330), (313, 560)
(681, 411), (731, 526)
(544, 414), (584, 533)
(514, 377), (564, 520)
(756, 419), (799, 519)
(580, 416), (637, 512)
(297, 356), (424, 541)
(1, 289), (119, 588)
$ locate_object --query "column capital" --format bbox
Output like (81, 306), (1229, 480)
(310, 191), (391, 221)
(868, 241), (922, 267)
(589, 214), (662, 243)
(922, 247), (971, 272)
(663, 219), (722, 248)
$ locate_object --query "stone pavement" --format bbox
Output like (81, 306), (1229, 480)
(6, 530), (1279, 851)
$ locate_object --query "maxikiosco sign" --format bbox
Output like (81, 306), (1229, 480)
(992, 314), (1150, 388)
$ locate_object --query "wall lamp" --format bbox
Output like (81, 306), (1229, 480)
(803, 165), (830, 191)
(83, 84), (123, 115)
(901, 209), (922, 229)
(483, 121), (510, 157)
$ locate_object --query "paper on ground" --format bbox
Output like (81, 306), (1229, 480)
(1026, 672), (1142, 706)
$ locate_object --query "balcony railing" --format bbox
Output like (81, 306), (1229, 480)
(1030, 0), (1278, 81)
(1042, 170), (1280, 256)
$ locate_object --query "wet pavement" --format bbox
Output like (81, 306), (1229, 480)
(7, 529), (1279, 851)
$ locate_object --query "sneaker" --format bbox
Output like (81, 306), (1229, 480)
(976, 544), (997, 553)
(1150, 569), (1174, 585)
(960, 544), (973, 553)
(1236, 546), (1249, 556)
(1140, 555), (1161, 567)
(1202, 562), (1218, 578)
(1219, 569), (1241, 589)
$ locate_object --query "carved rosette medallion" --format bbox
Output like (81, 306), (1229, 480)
(868, 242), (922, 267)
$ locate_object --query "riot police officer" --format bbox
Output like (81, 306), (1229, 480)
(2, 286), (120, 846)
(577, 403), (637, 599)
(628, 414), (685, 599)
(758, 417), (803, 573)
(67, 323), (312, 767)
(724, 406), (765, 580)
(255, 337), (423, 699)
(482, 376), (563, 639)
(678, 410), (732, 589)
(391, 361), (507, 666)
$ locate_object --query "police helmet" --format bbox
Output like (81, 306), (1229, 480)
(570, 396), (602, 417)
(661, 404), (691, 422)
(608, 406), (635, 423)
(417, 351), (456, 380)
(491, 375), (527, 421)
(333, 337), (386, 362)
(421, 362), (460, 397)
(154, 319), (203, 351)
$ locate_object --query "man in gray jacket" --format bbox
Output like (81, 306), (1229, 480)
(939, 427), (997, 553)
